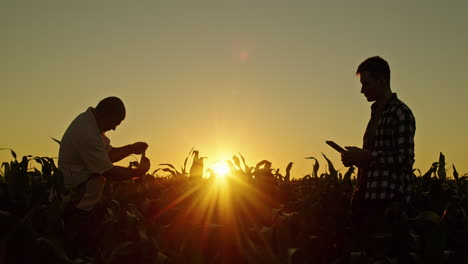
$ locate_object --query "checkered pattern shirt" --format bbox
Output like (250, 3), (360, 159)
(354, 93), (416, 203)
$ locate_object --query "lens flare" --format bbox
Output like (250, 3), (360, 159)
(239, 50), (249, 62)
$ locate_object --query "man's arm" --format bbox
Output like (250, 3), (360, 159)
(108, 145), (133, 163)
(102, 166), (145, 181)
(341, 106), (415, 168)
(108, 142), (148, 163)
(102, 156), (151, 181)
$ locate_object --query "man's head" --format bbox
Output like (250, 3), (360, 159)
(94, 96), (126, 132)
(356, 56), (391, 102)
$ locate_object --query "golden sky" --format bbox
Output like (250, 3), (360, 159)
(2, 0), (467, 177)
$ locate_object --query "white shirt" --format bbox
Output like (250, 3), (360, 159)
(58, 107), (114, 211)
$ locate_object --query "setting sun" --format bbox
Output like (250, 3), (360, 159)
(211, 160), (230, 179)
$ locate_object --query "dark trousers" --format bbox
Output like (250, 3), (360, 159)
(350, 199), (411, 262)
(63, 204), (105, 259)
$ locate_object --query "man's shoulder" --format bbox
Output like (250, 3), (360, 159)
(390, 98), (415, 120)
(62, 109), (100, 143)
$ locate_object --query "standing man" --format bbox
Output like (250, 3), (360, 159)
(341, 56), (416, 261)
(58, 96), (151, 256)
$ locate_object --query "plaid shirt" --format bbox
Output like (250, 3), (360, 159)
(354, 93), (416, 203)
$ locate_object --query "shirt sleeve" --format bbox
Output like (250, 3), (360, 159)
(101, 133), (113, 153)
(75, 133), (114, 175)
(370, 105), (416, 168)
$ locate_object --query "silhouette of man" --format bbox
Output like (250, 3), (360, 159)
(341, 56), (415, 260)
(58, 96), (151, 256)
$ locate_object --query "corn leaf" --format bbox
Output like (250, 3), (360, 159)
(159, 163), (177, 171)
(423, 162), (438, 180)
(321, 153), (337, 178)
(437, 152), (446, 180)
(151, 168), (161, 176)
(239, 153), (250, 173)
(453, 164), (459, 181)
(343, 166), (355, 182)
(255, 160), (269, 171)
(161, 168), (177, 176)
(50, 137), (61, 145)
(182, 147), (194, 174)
(232, 155), (241, 170)
(0, 148), (17, 160)
(305, 157), (319, 178)
(285, 162), (293, 182)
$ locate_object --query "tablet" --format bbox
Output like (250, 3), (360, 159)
(325, 140), (346, 153)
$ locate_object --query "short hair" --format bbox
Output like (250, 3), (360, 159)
(356, 56), (390, 83)
(95, 96), (126, 120)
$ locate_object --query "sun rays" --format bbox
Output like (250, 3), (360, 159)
(151, 160), (282, 262)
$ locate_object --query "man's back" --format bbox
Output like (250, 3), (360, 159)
(58, 107), (113, 210)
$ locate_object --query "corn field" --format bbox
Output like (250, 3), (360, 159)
(0, 148), (467, 264)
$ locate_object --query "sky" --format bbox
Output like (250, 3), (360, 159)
(2, 0), (467, 177)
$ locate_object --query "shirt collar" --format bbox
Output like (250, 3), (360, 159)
(371, 93), (397, 112)
(85, 107), (101, 134)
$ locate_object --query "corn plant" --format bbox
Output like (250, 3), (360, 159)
(0, 149), (70, 263)
(1, 147), (467, 264)
(158, 147), (195, 178)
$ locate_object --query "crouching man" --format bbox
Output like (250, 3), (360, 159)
(58, 96), (150, 257)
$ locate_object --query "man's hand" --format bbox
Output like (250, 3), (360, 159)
(131, 142), (149, 154)
(109, 142), (149, 163)
(103, 157), (151, 181)
(341, 146), (371, 167)
(138, 156), (151, 174)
